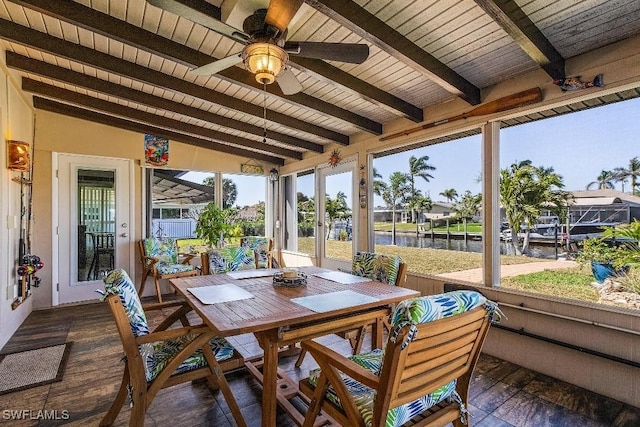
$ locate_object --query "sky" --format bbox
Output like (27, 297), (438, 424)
(182, 96), (640, 207)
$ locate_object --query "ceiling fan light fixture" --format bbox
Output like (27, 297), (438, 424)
(243, 42), (288, 85)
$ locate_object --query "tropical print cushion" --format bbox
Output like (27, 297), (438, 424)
(390, 290), (487, 327)
(308, 349), (457, 427)
(144, 237), (178, 264)
(307, 291), (496, 427)
(102, 269), (150, 337)
(140, 335), (234, 382)
(352, 252), (402, 286)
(241, 236), (270, 268)
(156, 263), (195, 275)
(207, 246), (256, 274)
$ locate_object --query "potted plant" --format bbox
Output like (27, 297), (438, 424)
(576, 238), (626, 283)
(195, 203), (232, 248)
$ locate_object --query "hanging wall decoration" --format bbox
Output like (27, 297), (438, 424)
(6, 140), (30, 172)
(240, 159), (264, 174)
(359, 164), (367, 209)
(553, 74), (604, 92)
(144, 134), (169, 166)
(328, 149), (341, 168)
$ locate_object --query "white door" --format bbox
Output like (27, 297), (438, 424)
(56, 154), (133, 304)
(318, 159), (356, 270)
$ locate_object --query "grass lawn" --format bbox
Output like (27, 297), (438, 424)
(500, 265), (598, 302)
(298, 238), (542, 274)
(297, 237), (602, 305)
(180, 236), (602, 306)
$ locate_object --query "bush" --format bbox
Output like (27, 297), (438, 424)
(298, 222), (315, 237)
(195, 203), (232, 247)
(575, 238), (625, 264)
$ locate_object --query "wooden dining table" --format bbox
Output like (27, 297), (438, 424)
(170, 266), (419, 427)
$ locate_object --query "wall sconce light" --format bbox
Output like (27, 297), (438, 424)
(7, 140), (30, 172)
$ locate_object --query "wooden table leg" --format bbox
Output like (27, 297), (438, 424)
(372, 316), (384, 349)
(255, 330), (279, 427)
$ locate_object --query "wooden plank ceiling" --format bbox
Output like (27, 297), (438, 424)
(0, 0), (639, 166)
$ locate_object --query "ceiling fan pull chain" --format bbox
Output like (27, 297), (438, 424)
(263, 82), (268, 144)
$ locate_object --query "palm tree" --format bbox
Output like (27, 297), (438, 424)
(407, 193), (433, 236)
(372, 167), (387, 197)
(324, 191), (349, 240)
(500, 162), (571, 255)
(452, 190), (482, 234)
(439, 188), (458, 203)
(382, 172), (410, 245)
(586, 170), (616, 190)
(614, 157), (640, 194)
(408, 155), (436, 223)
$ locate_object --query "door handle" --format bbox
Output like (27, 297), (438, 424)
(318, 221), (323, 227)
(120, 233), (128, 238)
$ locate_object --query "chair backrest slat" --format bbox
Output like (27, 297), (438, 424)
(381, 307), (490, 412)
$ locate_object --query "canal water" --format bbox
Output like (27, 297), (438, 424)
(374, 232), (561, 259)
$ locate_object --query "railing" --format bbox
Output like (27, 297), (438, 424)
(152, 219), (197, 239)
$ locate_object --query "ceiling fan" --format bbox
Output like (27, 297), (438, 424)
(147, 0), (370, 95)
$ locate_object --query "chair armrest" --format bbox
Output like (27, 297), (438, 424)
(143, 300), (187, 312)
(180, 253), (196, 265)
(135, 324), (211, 344)
(141, 255), (159, 269)
(301, 340), (380, 389)
(146, 302), (194, 332)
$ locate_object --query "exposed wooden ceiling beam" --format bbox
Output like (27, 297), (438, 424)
(6, 52), (323, 153)
(289, 56), (423, 122)
(305, 0), (481, 105)
(10, 0), (385, 133)
(0, 18), (348, 144)
(32, 97), (285, 165)
(473, 0), (565, 80)
(23, 78), (302, 160)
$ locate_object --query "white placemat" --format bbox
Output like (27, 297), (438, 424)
(312, 270), (372, 285)
(187, 283), (254, 304)
(226, 269), (281, 279)
(290, 290), (379, 313)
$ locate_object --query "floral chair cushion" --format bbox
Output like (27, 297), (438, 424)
(240, 236), (270, 268)
(207, 246), (256, 274)
(308, 291), (494, 427)
(140, 335), (234, 382)
(156, 263), (195, 275)
(308, 349), (457, 427)
(144, 237), (196, 275)
(102, 269), (150, 337)
(390, 290), (488, 326)
(143, 237), (179, 264)
(101, 269), (236, 383)
(352, 252), (402, 286)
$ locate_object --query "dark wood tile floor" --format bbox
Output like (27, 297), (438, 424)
(1, 302), (638, 427)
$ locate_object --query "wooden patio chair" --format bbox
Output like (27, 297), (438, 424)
(138, 237), (197, 303)
(299, 291), (499, 427)
(200, 246), (258, 275)
(240, 236), (274, 268)
(295, 252), (407, 367)
(99, 269), (247, 427)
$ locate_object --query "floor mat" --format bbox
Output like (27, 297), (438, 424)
(0, 342), (72, 395)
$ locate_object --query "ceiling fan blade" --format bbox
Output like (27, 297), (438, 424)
(277, 68), (303, 95)
(147, 0), (250, 45)
(190, 53), (243, 76)
(285, 42), (369, 64)
(265, 0), (304, 35)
